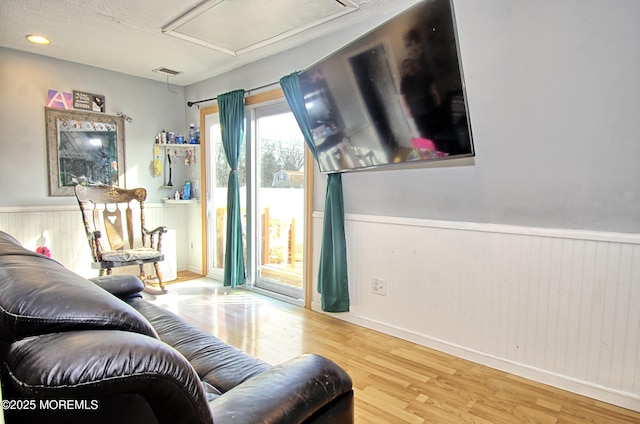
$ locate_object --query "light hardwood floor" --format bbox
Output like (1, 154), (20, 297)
(145, 279), (640, 424)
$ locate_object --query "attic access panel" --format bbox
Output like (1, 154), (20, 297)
(163, 0), (359, 56)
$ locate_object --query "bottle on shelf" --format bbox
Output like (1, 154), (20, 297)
(188, 124), (200, 144)
(182, 181), (191, 200)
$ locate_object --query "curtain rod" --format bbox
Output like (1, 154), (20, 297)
(186, 81), (280, 108)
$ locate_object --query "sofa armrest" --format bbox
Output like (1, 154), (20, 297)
(210, 354), (353, 424)
(5, 330), (213, 424)
(89, 275), (144, 300)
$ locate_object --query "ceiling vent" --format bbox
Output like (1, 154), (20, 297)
(162, 0), (359, 56)
(152, 67), (182, 77)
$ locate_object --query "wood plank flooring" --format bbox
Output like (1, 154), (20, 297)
(144, 279), (640, 424)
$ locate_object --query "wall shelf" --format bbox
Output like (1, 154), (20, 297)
(156, 141), (200, 193)
(158, 143), (200, 147)
(161, 199), (198, 204)
(158, 143), (200, 157)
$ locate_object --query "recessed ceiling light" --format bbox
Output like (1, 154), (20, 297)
(26, 35), (51, 45)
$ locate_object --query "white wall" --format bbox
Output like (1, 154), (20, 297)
(337, 0), (640, 234)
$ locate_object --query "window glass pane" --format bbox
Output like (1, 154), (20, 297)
(210, 122), (247, 271)
(256, 112), (304, 291)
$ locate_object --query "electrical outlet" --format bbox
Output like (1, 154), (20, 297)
(372, 278), (387, 296)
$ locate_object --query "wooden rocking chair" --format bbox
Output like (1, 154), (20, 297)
(74, 185), (168, 294)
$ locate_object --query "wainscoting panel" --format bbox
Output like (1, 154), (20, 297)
(0, 204), (200, 278)
(311, 213), (640, 411)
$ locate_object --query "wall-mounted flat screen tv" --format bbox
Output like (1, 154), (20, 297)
(299, 0), (473, 173)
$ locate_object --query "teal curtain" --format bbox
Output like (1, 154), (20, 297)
(280, 72), (350, 312)
(218, 89), (246, 288)
(280, 74), (318, 162)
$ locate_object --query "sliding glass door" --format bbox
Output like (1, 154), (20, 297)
(205, 101), (305, 302)
(254, 104), (305, 300)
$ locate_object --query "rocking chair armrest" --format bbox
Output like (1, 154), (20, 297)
(142, 226), (167, 251)
(143, 226), (168, 236)
(86, 230), (104, 259)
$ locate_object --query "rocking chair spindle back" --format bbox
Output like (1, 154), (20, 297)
(74, 185), (168, 293)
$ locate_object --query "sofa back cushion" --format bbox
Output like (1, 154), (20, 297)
(6, 330), (213, 424)
(0, 231), (157, 344)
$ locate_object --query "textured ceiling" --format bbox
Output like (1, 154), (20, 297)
(0, 0), (420, 86)
(163, 0), (358, 55)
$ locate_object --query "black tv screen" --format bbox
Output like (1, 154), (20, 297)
(300, 0), (473, 173)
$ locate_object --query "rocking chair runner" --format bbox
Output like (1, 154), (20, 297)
(74, 185), (168, 293)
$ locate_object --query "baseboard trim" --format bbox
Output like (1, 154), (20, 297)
(311, 301), (640, 412)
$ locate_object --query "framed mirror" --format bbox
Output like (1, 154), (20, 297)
(45, 107), (125, 196)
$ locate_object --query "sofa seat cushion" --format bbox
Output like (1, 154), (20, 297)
(129, 298), (270, 393)
(0, 231), (157, 343)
